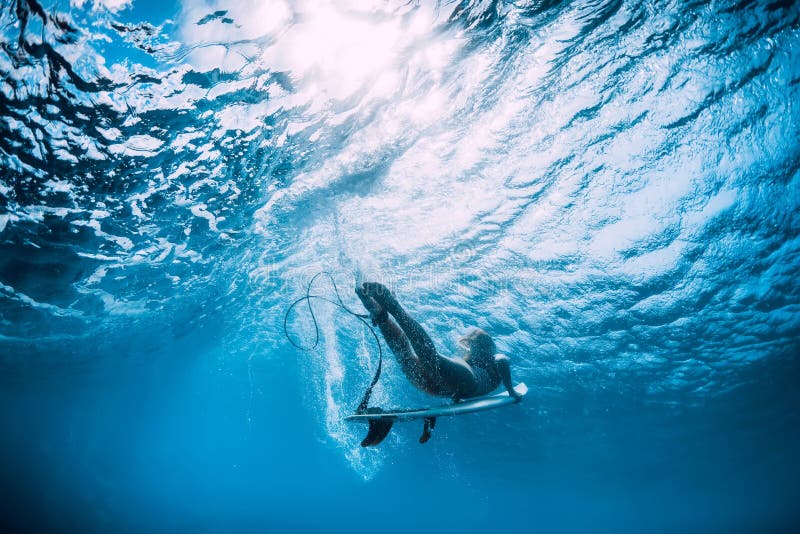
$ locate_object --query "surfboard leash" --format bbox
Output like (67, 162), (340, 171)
(283, 271), (383, 414)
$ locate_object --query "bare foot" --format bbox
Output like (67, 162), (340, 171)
(355, 285), (388, 325)
(361, 282), (398, 310)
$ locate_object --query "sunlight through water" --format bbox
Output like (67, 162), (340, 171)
(1, 0), (799, 530)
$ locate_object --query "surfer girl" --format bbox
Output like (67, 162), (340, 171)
(355, 282), (522, 402)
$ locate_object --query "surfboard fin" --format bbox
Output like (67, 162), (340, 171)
(359, 407), (393, 447)
(361, 418), (393, 447)
(419, 416), (436, 444)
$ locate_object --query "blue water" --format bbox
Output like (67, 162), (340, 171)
(1, 0), (799, 531)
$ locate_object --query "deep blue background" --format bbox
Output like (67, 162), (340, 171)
(2, 324), (798, 531)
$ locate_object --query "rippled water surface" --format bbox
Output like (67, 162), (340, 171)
(1, 0), (799, 531)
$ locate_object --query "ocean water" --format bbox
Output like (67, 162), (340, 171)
(1, 0), (799, 531)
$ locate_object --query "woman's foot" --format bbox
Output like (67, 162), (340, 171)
(361, 282), (399, 312)
(355, 285), (388, 325)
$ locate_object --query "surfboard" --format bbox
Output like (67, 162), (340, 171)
(344, 383), (527, 423)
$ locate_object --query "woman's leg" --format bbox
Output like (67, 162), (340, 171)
(355, 286), (432, 390)
(362, 283), (478, 397)
(361, 283), (438, 369)
(376, 318), (437, 391)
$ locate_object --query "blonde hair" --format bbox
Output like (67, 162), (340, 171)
(464, 328), (496, 366)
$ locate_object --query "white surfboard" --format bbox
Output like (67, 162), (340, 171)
(344, 383), (527, 423)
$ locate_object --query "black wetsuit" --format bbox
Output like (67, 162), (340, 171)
(467, 361), (500, 398)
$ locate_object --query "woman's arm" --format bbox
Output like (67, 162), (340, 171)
(494, 354), (522, 400)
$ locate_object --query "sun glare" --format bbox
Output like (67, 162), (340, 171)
(262, 2), (425, 100)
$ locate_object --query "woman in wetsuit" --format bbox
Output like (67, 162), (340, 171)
(355, 282), (521, 401)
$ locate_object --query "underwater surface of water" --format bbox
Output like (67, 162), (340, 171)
(1, 0), (799, 531)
